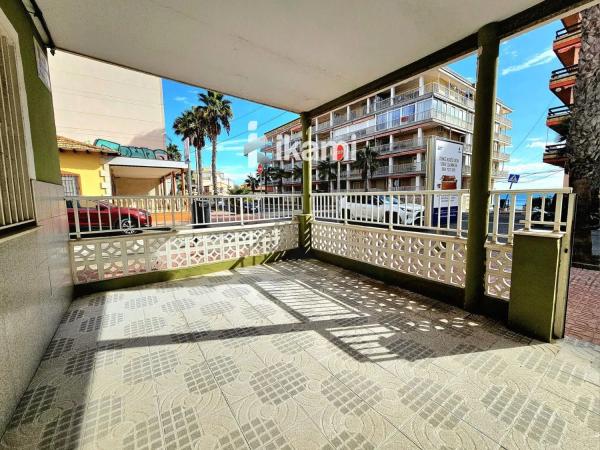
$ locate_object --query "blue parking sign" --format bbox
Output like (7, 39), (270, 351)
(507, 174), (520, 183)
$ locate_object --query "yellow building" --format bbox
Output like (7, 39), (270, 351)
(58, 136), (189, 196)
(58, 136), (116, 196)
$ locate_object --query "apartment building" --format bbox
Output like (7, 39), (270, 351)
(544, 12), (580, 184)
(258, 67), (511, 192)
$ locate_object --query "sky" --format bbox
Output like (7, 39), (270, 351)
(163, 18), (566, 188)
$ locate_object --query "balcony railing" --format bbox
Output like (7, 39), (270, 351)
(373, 161), (426, 177)
(548, 105), (572, 119)
(544, 143), (570, 156)
(312, 188), (574, 243)
(550, 65), (578, 81)
(495, 114), (512, 128)
(493, 151), (511, 161)
(334, 108), (474, 143)
(555, 23), (581, 39)
(494, 132), (512, 145)
(373, 82), (475, 113)
(66, 194), (302, 238)
(372, 136), (427, 156)
(314, 120), (331, 133)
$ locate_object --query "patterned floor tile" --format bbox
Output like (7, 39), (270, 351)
(3, 259), (600, 449)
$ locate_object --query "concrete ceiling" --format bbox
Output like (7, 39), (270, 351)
(35, 1), (569, 113)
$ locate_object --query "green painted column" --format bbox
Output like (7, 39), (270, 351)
(298, 112), (313, 250)
(464, 23), (500, 311)
(301, 112), (312, 215)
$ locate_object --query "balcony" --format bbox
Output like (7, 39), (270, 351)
(550, 65), (577, 105)
(543, 143), (569, 168)
(4, 186), (583, 449)
(547, 105), (572, 135)
(372, 82), (475, 115)
(334, 108), (474, 143)
(553, 23), (581, 66)
(373, 161), (426, 177)
(493, 150), (511, 162)
(494, 132), (512, 145)
(373, 136), (427, 156)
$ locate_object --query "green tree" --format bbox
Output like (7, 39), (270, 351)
(266, 166), (289, 193)
(173, 107), (207, 193)
(566, 5), (600, 266)
(165, 143), (182, 161)
(317, 158), (337, 192)
(198, 91), (233, 195)
(353, 144), (380, 191)
(244, 174), (260, 194)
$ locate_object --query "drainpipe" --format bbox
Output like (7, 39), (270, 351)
(464, 23), (499, 311)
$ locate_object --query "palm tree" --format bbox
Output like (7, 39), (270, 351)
(245, 174), (260, 194)
(165, 143), (182, 161)
(173, 106), (207, 193)
(317, 158), (337, 192)
(267, 166), (289, 193)
(566, 5), (600, 266)
(198, 91), (233, 195)
(353, 144), (380, 191)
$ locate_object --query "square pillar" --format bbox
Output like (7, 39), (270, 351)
(508, 232), (570, 342)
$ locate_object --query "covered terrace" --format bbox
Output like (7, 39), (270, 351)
(1, 0), (598, 448)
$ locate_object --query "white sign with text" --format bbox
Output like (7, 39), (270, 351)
(433, 139), (463, 208)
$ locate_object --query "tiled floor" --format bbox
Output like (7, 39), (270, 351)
(566, 268), (600, 345)
(2, 259), (599, 449)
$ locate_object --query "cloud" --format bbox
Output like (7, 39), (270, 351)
(174, 96), (189, 102)
(501, 48), (555, 76)
(525, 138), (548, 149)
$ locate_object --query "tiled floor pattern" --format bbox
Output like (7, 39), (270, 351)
(566, 268), (600, 345)
(2, 258), (599, 449)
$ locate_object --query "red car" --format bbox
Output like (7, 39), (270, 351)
(67, 200), (152, 235)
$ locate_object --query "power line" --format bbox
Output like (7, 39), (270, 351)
(509, 101), (552, 155)
(216, 111), (291, 144)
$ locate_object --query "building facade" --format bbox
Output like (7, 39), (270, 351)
(49, 50), (166, 149)
(544, 12), (581, 185)
(258, 67), (511, 192)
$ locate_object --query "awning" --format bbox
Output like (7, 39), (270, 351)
(32, 0), (593, 114)
(108, 157), (187, 179)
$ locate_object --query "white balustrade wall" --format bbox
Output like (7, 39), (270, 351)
(70, 222), (299, 284)
(312, 221), (467, 287)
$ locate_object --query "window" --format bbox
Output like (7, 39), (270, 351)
(0, 25), (35, 232)
(61, 174), (80, 196)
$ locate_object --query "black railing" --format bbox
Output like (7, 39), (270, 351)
(550, 65), (578, 80)
(544, 143), (569, 155)
(555, 23), (581, 39)
(547, 105), (572, 118)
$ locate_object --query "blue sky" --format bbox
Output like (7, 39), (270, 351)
(163, 18), (565, 187)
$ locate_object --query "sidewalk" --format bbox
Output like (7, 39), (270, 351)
(566, 267), (600, 345)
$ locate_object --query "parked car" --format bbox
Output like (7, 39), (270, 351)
(339, 195), (424, 225)
(66, 200), (152, 234)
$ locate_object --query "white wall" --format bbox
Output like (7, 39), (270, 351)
(49, 51), (166, 149)
(0, 181), (72, 432)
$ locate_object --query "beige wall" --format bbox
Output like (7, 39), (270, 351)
(113, 177), (161, 196)
(49, 51), (166, 149)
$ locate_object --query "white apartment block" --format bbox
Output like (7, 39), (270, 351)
(260, 67), (511, 192)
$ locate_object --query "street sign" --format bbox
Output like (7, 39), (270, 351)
(335, 143), (345, 161)
(507, 173), (520, 183)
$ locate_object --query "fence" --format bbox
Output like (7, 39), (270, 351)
(312, 189), (574, 241)
(66, 194), (302, 238)
(312, 188), (574, 300)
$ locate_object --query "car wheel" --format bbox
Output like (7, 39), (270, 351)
(117, 218), (138, 234)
